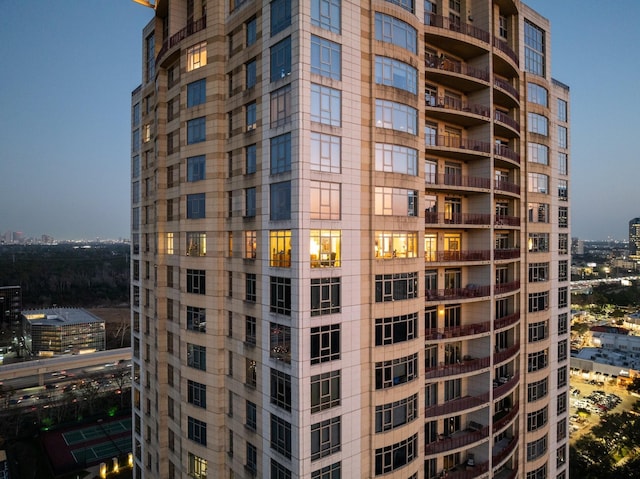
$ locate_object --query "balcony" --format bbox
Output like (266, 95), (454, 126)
(492, 436), (517, 468)
(494, 110), (520, 137)
(492, 37), (519, 67)
(426, 135), (492, 161)
(424, 320), (490, 341)
(493, 342), (520, 364)
(492, 401), (519, 432)
(425, 425), (489, 455)
(494, 248), (520, 260)
(494, 280), (519, 295)
(156, 16), (207, 67)
(425, 284), (491, 302)
(493, 374), (519, 401)
(494, 215), (520, 227)
(494, 144), (520, 164)
(426, 173), (491, 190)
(494, 311), (520, 330)
(425, 391), (490, 417)
(425, 355), (491, 379)
(425, 212), (492, 227)
(425, 55), (489, 92)
(425, 250), (491, 263)
(494, 77), (520, 103)
(494, 179), (519, 195)
(442, 461), (490, 479)
(424, 14), (490, 44)
(426, 97), (490, 126)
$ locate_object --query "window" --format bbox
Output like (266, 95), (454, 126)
(309, 279), (341, 317)
(187, 269), (206, 294)
(374, 56), (417, 94)
(132, 129), (140, 152)
(312, 0), (341, 33)
(559, 206), (568, 228)
(270, 37), (291, 82)
(187, 343), (206, 370)
(375, 313), (418, 346)
(375, 394), (418, 432)
(528, 378), (548, 402)
(187, 117), (206, 143)
(311, 132), (341, 173)
(558, 365), (568, 387)
(374, 231), (418, 258)
(270, 277), (291, 315)
(558, 126), (568, 148)
(558, 179), (568, 201)
(310, 230), (341, 268)
(246, 400), (257, 430)
(188, 453), (207, 479)
(558, 98), (568, 122)
(557, 419), (567, 441)
(188, 416), (207, 445)
(187, 42), (207, 72)
(527, 406), (548, 432)
(132, 102), (140, 127)
(188, 380), (207, 408)
(186, 232), (206, 256)
(375, 353), (418, 389)
(374, 434), (418, 475)
(524, 20), (545, 76)
(245, 144), (257, 175)
(244, 230), (257, 258)
(499, 14), (508, 38)
(527, 83), (548, 106)
(528, 112), (548, 136)
(558, 286), (568, 308)
(245, 316), (257, 345)
(528, 233), (549, 252)
(526, 464), (547, 479)
(145, 33), (155, 81)
(311, 181), (341, 219)
(374, 13), (417, 53)
(187, 155), (206, 182)
(557, 391), (567, 414)
(246, 17), (257, 45)
(246, 443), (257, 474)
(271, 133), (291, 174)
(528, 262), (549, 282)
(375, 143), (417, 175)
(375, 99), (417, 134)
(311, 324), (340, 364)
(528, 173), (549, 194)
(187, 306), (206, 332)
(311, 35), (341, 80)
(270, 414), (292, 458)
(311, 417), (341, 461)
(271, 460), (292, 479)
(311, 371), (340, 413)
(527, 435), (547, 461)
(269, 230), (292, 267)
(311, 84), (341, 126)
(187, 79), (206, 107)
(558, 313), (568, 335)
(270, 181), (292, 220)
(245, 187), (256, 217)
(312, 463), (341, 479)
(271, 0), (291, 35)
(374, 188), (418, 217)
(270, 84), (292, 127)
(270, 323), (291, 362)
(375, 272), (418, 302)
(528, 349), (548, 372)
(557, 445), (567, 469)
(186, 193), (205, 219)
(270, 369), (292, 411)
(246, 102), (257, 131)
(528, 143), (548, 165)
(559, 233), (568, 254)
(558, 152), (568, 175)
(246, 273), (257, 302)
(246, 59), (257, 89)
(528, 320), (548, 342)
(245, 358), (257, 387)
(528, 291), (549, 312)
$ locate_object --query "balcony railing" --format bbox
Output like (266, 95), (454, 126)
(425, 55), (490, 82)
(426, 173), (491, 189)
(492, 436), (518, 466)
(425, 426), (489, 455)
(425, 391), (490, 417)
(425, 284), (491, 301)
(425, 250), (491, 262)
(427, 97), (491, 118)
(426, 135), (492, 153)
(492, 401), (519, 432)
(494, 179), (520, 194)
(424, 320), (491, 341)
(493, 374), (519, 400)
(493, 342), (520, 364)
(494, 311), (520, 330)
(425, 355), (491, 379)
(443, 461), (490, 479)
(494, 215), (520, 227)
(425, 14), (490, 43)
(494, 280), (520, 295)
(494, 110), (520, 131)
(156, 16), (207, 65)
(492, 36), (519, 65)
(425, 212), (492, 226)
(494, 144), (520, 163)
(494, 248), (520, 260)
(494, 77), (520, 101)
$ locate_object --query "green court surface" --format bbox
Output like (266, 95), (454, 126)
(70, 435), (132, 463)
(63, 419), (131, 446)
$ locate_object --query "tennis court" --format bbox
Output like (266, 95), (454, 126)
(63, 418), (130, 445)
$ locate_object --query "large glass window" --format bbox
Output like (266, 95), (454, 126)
(528, 173), (549, 194)
(311, 35), (341, 80)
(187, 193), (206, 218)
(187, 155), (206, 181)
(374, 12), (417, 53)
(375, 273), (418, 302)
(311, 417), (341, 460)
(187, 79), (206, 107)
(269, 323), (291, 363)
(246, 59), (257, 89)
(246, 102), (257, 131)
(558, 126), (568, 148)
(311, 132), (341, 173)
(187, 306), (206, 332)
(311, 84), (341, 126)
(270, 414), (292, 458)
(186, 269), (206, 294)
(558, 98), (568, 122)
(187, 343), (206, 370)
(270, 84), (292, 128)
(271, 181), (292, 220)
(271, 133), (292, 174)
(527, 83), (548, 106)
(186, 232), (206, 256)
(187, 416), (207, 445)
(311, 371), (340, 412)
(528, 233), (549, 252)
(270, 230), (292, 267)
(187, 380), (207, 408)
(245, 187), (256, 217)
(188, 453), (207, 479)
(270, 277), (291, 315)
(270, 369), (292, 411)
(246, 144), (257, 174)
(375, 99), (417, 134)
(374, 56), (417, 94)
(271, 0), (292, 35)
(310, 181), (341, 219)
(310, 230), (341, 268)
(374, 187), (418, 216)
(558, 152), (568, 175)
(271, 37), (292, 82)
(374, 434), (418, 474)
(374, 231), (418, 258)
(527, 112), (548, 136)
(375, 354), (418, 389)
(375, 313), (418, 345)
(187, 42), (207, 72)
(311, 0), (341, 33)
(375, 394), (418, 432)
(187, 117), (206, 143)
(375, 143), (417, 175)
(524, 20), (545, 76)
(311, 324), (340, 364)
(311, 278), (341, 315)
(528, 143), (548, 165)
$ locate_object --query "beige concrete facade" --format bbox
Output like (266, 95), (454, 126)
(130, 1), (570, 478)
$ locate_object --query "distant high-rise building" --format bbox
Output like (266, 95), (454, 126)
(131, 1), (571, 478)
(0, 286), (21, 330)
(629, 218), (640, 259)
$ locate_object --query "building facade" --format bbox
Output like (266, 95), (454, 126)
(130, 1), (570, 478)
(629, 218), (640, 259)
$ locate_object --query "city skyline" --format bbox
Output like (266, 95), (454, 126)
(1, 2), (639, 241)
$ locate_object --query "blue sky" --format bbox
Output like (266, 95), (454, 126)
(0, 1), (638, 240)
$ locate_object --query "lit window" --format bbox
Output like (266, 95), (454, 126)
(374, 231), (418, 258)
(310, 230), (341, 268)
(270, 230), (292, 267)
(186, 232), (206, 256)
(244, 230), (257, 259)
(187, 42), (207, 72)
(166, 232), (174, 254)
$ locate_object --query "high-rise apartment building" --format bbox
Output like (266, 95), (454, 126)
(130, 1), (570, 478)
(629, 218), (640, 259)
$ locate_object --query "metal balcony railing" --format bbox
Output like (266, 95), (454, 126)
(425, 426), (489, 454)
(494, 77), (520, 101)
(494, 110), (520, 131)
(425, 250), (491, 262)
(494, 280), (520, 295)
(493, 374), (519, 401)
(425, 284), (491, 301)
(492, 36), (519, 65)
(425, 355), (491, 379)
(492, 435), (518, 466)
(156, 16), (207, 65)
(424, 320), (490, 341)
(492, 401), (519, 432)
(424, 14), (490, 44)
(494, 179), (520, 194)
(494, 311), (520, 330)
(427, 96), (491, 118)
(494, 248), (520, 260)
(494, 215), (520, 227)
(425, 54), (490, 82)
(425, 392), (490, 417)
(494, 144), (520, 163)
(426, 173), (491, 189)
(425, 212), (493, 226)
(426, 134), (492, 153)
(493, 342), (520, 364)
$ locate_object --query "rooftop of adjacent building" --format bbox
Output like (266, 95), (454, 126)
(21, 308), (104, 326)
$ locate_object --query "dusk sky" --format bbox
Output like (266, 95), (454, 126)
(1, 1), (638, 241)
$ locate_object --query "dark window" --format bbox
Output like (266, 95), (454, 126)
(271, 0), (291, 36)
(270, 181), (292, 220)
(311, 278), (341, 316)
(246, 273), (257, 302)
(270, 323), (291, 363)
(187, 155), (206, 181)
(245, 187), (256, 217)
(270, 368), (292, 411)
(187, 343), (206, 370)
(187, 193), (206, 219)
(246, 17), (257, 45)
(375, 394), (418, 432)
(186, 269), (206, 294)
(375, 313), (418, 345)
(311, 417), (341, 460)
(187, 117), (206, 143)
(187, 380), (206, 408)
(271, 459), (292, 479)
(311, 463), (341, 479)
(311, 324), (340, 364)
(187, 416), (207, 446)
(270, 277), (291, 315)
(245, 316), (257, 345)
(270, 37), (292, 82)
(246, 400), (257, 430)
(270, 133), (292, 174)
(246, 59), (257, 89)
(187, 79), (206, 107)
(375, 272), (418, 302)
(246, 144), (257, 174)
(374, 433), (418, 474)
(311, 371), (340, 413)
(375, 353), (418, 389)
(270, 414), (292, 458)
(187, 306), (206, 332)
